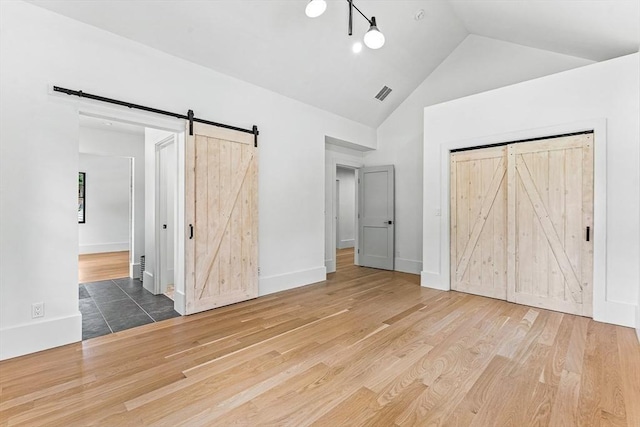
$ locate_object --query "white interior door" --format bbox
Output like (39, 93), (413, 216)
(358, 165), (394, 270)
(157, 140), (176, 292)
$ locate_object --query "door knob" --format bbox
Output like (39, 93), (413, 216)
(387, 220), (393, 225)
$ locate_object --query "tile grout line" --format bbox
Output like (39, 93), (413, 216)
(112, 279), (157, 323)
(81, 286), (114, 335)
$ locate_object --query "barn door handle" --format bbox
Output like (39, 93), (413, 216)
(586, 226), (590, 242)
(189, 224), (194, 240)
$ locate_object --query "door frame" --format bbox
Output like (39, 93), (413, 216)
(335, 179), (340, 248)
(154, 135), (177, 295)
(327, 161), (362, 273)
(439, 119), (610, 321)
(76, 102), (187, 315)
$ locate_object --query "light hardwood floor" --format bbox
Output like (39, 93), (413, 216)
(1, 248), (639, 426)
(78, 251), (129, 283)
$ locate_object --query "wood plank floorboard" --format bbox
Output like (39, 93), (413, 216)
(1, 248), (639, 426)
(78, 251), (130, 283)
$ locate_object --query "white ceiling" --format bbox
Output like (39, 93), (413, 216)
(449, 0), (640, 62)
(29, 1), (640, 128)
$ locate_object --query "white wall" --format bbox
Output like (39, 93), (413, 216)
(0, 1), (375, 360)
(79, 125), (145, 275)
(336, 167), (356, 249)
(365, 34), (593, 276)
(78, 153), (130, 255)
(422, 54), (640, 328)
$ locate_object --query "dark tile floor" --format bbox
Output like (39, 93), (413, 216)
(79, 278), (180, 340)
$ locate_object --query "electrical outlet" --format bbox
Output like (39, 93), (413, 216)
(32, 302), (44, 318)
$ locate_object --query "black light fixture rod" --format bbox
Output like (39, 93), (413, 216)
(52, 85), (258, 139)
(348, 0), (353, 36)
(346, 0), (374, 26)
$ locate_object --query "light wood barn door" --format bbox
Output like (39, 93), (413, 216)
(185, 123), (258, 315)
(507, 134), (593, 316)
(450, 146), (507, 299)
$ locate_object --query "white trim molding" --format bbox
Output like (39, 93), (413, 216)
(173, 289), (186, 316)
(0, 312), (82, 360)
(130, 262), (141, 280)
(338, 239), (355, 249)
(259, 266), (326, 297)
(79, 242), (129, 254)
(143, 271), (155, 294)
(395, 258), (422, 275)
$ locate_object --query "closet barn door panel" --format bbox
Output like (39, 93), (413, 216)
(507, 134), (593, 316)
(450, 146), (507, 300)
(451, 134), (593, 317)
(185, 123), (258, 315)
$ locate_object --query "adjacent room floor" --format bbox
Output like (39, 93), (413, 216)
(78, 250), (130, 283)
(79, 251), (179, 340)
(80, 278), (180, 340)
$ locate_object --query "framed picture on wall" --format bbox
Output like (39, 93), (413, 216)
(78, 172), (85, 224)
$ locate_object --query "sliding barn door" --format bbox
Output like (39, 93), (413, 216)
(508, 134), (593, 316)
(185, 123), (258, 315)
(450, 133), (594, 317)
(450, 146), (507, 299)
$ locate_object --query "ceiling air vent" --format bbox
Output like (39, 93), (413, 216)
(374, 85), (392, 101)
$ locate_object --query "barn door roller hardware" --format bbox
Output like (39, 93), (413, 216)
(450, 130), (593, 154)
(53, 86), (260, 147)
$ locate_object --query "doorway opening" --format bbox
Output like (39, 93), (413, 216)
(335, 166), (358, 272)
(77, 114), (183, 339)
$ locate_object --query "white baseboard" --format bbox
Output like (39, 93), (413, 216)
(259, 266), (327, 297)
(130, 262), (141, 279)
(419, 271), (637, 328)
(325, 259), (336, 274)
(173, 289), (186, 316)
(594, 300), (636, 328)
(337, 239), (355, 249)
(395, 258), (422, 275)
(143, 271), (155, 293)
(0, 312), (82, 360)
(79, 242), (128, 255)
(636, 303), (640, 343)
(420, 271), (450, 291)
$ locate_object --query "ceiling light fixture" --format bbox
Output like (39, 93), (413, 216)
(305, 0), (385, 50)
(352, 42), (363, 53)
(305, 0), (327, 18)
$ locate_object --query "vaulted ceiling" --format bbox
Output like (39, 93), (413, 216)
(28, 0), (640, 128)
